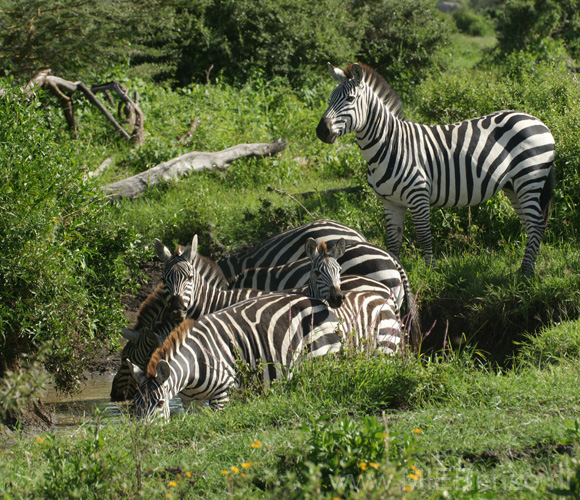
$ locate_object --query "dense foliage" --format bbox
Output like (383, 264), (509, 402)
(0, 88), (144, 390)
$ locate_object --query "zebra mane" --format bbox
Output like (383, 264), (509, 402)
(147, 318), (196, 378)
(345, 63), (404, 119)
(317, 240), (328, 254)
(132, 283), (166, 330)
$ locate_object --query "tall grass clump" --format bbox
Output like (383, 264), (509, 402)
(0, 88), (144, 392)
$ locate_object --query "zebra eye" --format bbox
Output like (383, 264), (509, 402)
(346, 95), (356, 103)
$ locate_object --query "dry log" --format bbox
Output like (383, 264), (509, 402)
(25, 70), (140, 143)
(101, 139), (287, 200)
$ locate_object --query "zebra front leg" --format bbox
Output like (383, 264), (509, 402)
(409, 202), (435, 268)
(382, 200), (407, 258)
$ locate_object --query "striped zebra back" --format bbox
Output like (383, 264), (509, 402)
(128, 289), (404, 419)
(216, 219), (367, 281)
(228, 240), (420, 345)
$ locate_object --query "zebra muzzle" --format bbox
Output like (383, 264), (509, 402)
(328, 287), (345, 308)
(316, 118), (338, 144)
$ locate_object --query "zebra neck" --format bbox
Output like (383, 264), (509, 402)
(356, 95), (403, 167)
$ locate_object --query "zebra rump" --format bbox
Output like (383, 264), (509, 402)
(129, 289), (402, 420)
(216, 219), (366, 281)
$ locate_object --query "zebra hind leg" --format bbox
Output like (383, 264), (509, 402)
(504, 184), (550, 275)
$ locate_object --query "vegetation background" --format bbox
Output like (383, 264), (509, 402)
(1, 0), (580, 497)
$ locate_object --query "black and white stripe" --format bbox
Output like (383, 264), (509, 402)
(128, 288), (402, 420)
(229, 240), (420, 346)
(317, 63), (555, 273)
(216, 219), (367, 281)
(111, 236), (349, 401)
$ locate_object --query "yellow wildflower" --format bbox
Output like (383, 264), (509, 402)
(241, 473), (246, 479)
(409, 473), (419, 481)
(231, 466), (240, 474)
(185, 471), (192, 478)
(413, 428), (422, 434)
(368, 462), (380, 469)
(411, 465), (422, 477)
(35, 436), (44, 443)
(241, 462), (252, 469)
(381, 433), (388, 439)
(221, 470), (229, 476)
(168, 481), (177, 487)
(251, 439), (262, 449)
(403, 485), (412, 492)
(359, 462), (368, 471)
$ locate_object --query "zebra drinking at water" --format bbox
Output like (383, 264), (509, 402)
(128, 287), (402, 420)
(316, 63), (555, 274)
(111, 235), (349, 401)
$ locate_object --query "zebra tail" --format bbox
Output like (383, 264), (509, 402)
(394, 257), (421, 350)
(540, 166), (555, 226)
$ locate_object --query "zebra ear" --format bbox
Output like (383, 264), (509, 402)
(154, 238), (172, 263)
(328, 62), (347, 83)
(352, 64), (364, 86)
(127, 359), (148, 387)
(181, 235), (198, 265)
(331, 238), (347, 260)
(305, 237), (319, 261)
(121, 327), (140, 343)
(155, 359), (171, 385)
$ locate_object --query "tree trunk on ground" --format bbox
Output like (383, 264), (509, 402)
(100, 139), (287, 200)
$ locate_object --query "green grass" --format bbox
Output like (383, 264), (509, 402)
(2, 333), (580, 498)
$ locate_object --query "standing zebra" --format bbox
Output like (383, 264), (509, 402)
(216, 219), (366, 281)
(128, 288), (402, 420)
(316, 63), (555, 273)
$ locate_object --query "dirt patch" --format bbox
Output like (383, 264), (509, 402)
(86, 259), (163, 375)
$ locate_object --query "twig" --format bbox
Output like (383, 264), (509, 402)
(266, 185), (314, 218)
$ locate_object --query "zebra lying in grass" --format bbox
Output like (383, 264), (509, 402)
(128, 287), (402, 420)
(215, 219), (367, 281)
(111, 235), (350, 401)
(228, 239), (420, 344)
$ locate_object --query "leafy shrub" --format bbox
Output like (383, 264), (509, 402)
(495, 0), (580, 60)
(175, 0), (361, 87)
(452, 6), (495, 36)
(355, 0), (455, 93)
(0, 89), (143, 391)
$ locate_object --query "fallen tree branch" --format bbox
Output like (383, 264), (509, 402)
(101, 139), (287, 200)
(25, 70), (141, 144)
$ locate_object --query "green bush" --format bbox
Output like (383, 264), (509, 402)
(0, 89), (143, 391)
(495, 0), (580, 60)
(356, 0), (455, 94)
(453, 6), (495, 36)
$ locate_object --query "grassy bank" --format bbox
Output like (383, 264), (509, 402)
(2, 320), (580, 498)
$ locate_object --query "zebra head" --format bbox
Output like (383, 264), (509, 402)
(317, 62), (403, 145)
(305, 237), (346, 308)
(128, 358), (171, 421)
(110, 328), (164, 402)
(154, 235), (201, 317)
(316, 63), (367, 144)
